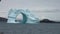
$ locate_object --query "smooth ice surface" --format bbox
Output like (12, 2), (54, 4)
(7, 9), (39, 24)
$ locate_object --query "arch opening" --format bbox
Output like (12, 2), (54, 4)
(15, 14), (23, 23)
(15, 13), (27, 24)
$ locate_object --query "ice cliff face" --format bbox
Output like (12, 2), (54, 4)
(7, 9), (39, 24)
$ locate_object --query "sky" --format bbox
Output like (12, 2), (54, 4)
(0, 0), (60, 21)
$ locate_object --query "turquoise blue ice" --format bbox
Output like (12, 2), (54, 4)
(7, 9), (39, 24)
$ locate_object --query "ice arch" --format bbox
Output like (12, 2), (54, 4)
(7, 9), (39, 24)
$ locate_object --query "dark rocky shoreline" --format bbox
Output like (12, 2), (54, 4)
(0, 17), (60, 23)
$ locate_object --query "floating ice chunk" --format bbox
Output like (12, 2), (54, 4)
(7, 9), (39, 24)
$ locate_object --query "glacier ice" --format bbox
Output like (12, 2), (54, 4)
(7, 9), (39, 24)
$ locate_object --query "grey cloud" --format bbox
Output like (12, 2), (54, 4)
(0, 0), (60, 21)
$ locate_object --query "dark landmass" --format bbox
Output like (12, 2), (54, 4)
(0, 17), (7, 22)
(0, 17), (60, 23)
(40, 19), (60, 23)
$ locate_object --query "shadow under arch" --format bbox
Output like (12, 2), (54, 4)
(20, 13), (27, 24)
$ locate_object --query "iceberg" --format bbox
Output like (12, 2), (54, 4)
(7, 9), (39, 24)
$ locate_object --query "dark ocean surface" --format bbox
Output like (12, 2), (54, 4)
(0, 23), (60, 34)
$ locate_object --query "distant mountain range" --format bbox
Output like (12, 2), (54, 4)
(0, 17), (7, 22)
(0, 17), (60, 23)
(40, 19), (60, 23)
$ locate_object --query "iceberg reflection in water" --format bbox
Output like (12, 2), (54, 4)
(7, 9), (40, 24)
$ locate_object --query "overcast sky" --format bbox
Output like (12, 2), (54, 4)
(0, 0), (60, 21)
